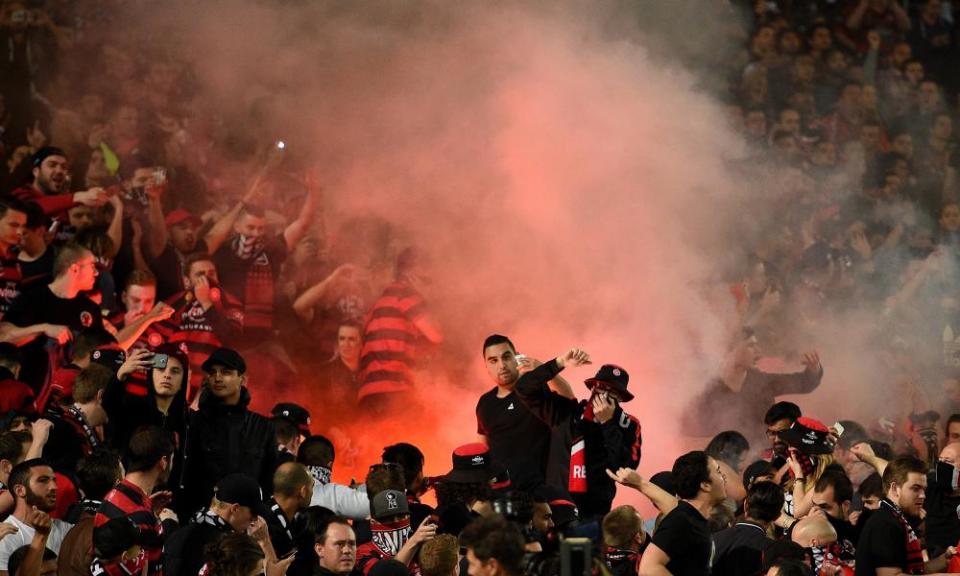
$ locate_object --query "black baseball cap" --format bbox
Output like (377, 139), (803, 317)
(32, 146), (67, 167)
(93, 517), (142, 558)
(214, 473), (264, 512)
(370, 489), (409, 520)
(271, 403), (311, 435)
(201, 348), (246, 374)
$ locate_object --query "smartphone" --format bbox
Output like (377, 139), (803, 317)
(152, 354), (169, 369)
(281, 548), (298, 560)
(833, 422), (845, 437)
(560, 538), (591, 576)
(48, 220), (61, 235)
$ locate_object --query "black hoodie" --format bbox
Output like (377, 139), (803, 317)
(179, 385), (278, 516)
(102, 343), (191, 450)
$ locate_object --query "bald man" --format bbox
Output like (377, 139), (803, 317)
(792, 515), (842, 575)
(924, 442), (960, 553)
(266, 462), (315, 558)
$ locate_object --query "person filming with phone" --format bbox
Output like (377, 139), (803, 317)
(103, 342), (190, 451)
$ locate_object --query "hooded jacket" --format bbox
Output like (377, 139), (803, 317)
(179, 385), (277, 516)
(102, 343), (191, 450)
(515, 360), (642, 520)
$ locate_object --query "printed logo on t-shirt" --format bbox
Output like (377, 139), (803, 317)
(80, 311), (93, 327)
(507, 402), (514, 410)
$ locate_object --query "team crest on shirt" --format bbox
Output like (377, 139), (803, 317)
(148, 333), (164, 347)
(80, 311), (93, 327)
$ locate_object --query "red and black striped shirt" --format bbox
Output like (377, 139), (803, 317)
(94, 480), (164, 576)
(107, 310), (170, 397)
(153, 290), (243, 399)
(357, 282), (426, 401)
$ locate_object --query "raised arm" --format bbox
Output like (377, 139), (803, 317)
(515, 349), (590, 427)
(283, 179), (320, 251)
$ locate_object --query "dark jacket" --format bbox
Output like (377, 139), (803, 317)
(179, 386), (278, 516)
(515, 360), (642, 520)
(163, 512), (233, 576)
(102, 344), (190, 451)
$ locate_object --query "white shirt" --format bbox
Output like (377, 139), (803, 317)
(310, 479), (370, 519)
(0, 514), (73, 570)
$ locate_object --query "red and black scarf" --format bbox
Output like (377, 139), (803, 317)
(881, 499), (925, 574)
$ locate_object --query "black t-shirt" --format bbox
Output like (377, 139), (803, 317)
(476, 388), (552, 491)
(651, 501), (713, 576)
(923, 475), (960, 554)
(711, 522), (771, 576)
(856, 503), (909, 576)
(18, 247), (54, 287)
(148, 240), (209, 301)
(164, 522), (228, 576)
(4, 284), (103, 389)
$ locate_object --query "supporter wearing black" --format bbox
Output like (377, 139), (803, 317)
(265, 462), (313, 559)
(314, 517), (358, 576)
(94, 426), (176, 576)
(43, 366), (110, 475)
(316, 321), (362, 417)
(923, 442), (960, 556)
(104, 343), (189, 451)
(764, 401), (802, 467)
(712, 481), (783, 576)
(811, 468), (859, 559)
(601, 505), (646, 576)
(475, 335), (572, 492)
(271, 402), (311, 463)
(0, 244), (102, 390)
(382, 442), (433, 526)
(179, 348), (277, 516)
(0, 198), (27, 318)
(11, 147), (107, 219)
(514, 348), (641, 519)
(57, 449), (122, 576)
(163, 473), (262, 576)
(641, 451), (725, 576)
(155, 254), (243, 399)
(300, 435), (369, 520)
(208, 195), (316, 339)
(35, 329), (117, 414)
(856, 455), (957, 575)
(91, 516), (146, 576)
(16, 201), (53, 287)
(687, 330), (822, 444)
(460, 515), (524, 576)
(144, 208), (208, 301)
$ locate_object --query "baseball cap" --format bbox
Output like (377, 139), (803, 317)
(32, 146), (67, 167)
(370, 489), (409, 520)
(201, 348), (246, 375)
(93, 517), (142, 558)
(778, 416), (833, 455)
(164, 209), (201, 228)
(90, 345), (126, 371)
(214, 474), (264, 511)
(271, 403), (311, 436)
(441, 443), (505, 484)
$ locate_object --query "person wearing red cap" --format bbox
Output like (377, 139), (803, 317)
(515, 348), (642, 520)
(144, 205), (207, 301)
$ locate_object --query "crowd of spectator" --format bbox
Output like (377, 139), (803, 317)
(3, 1), (960, 576)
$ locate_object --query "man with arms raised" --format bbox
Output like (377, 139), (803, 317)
(475, 334), (574, 492)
